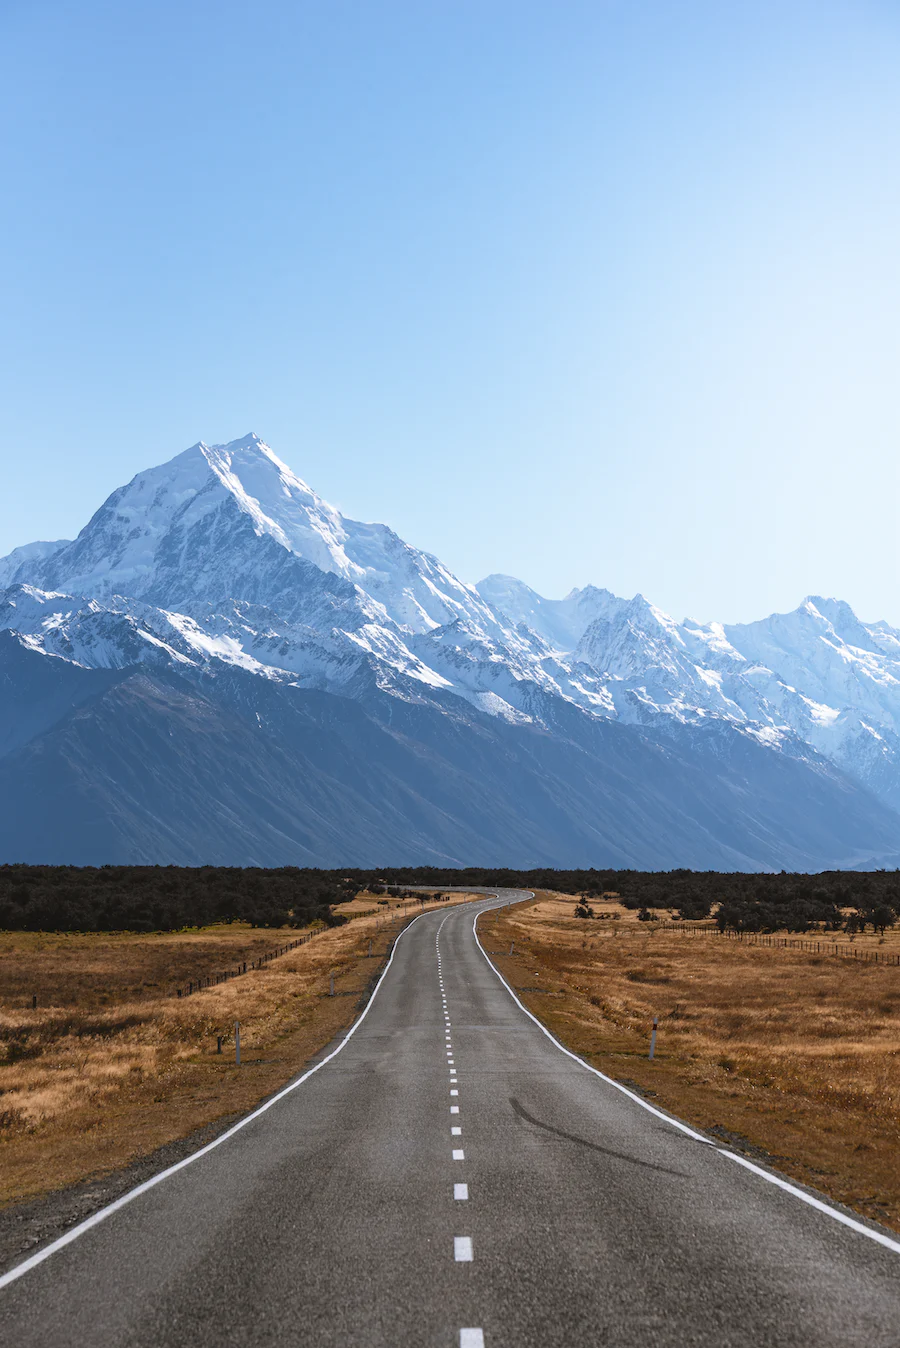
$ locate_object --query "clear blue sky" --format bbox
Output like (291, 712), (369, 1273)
(2, 0), (899, 624)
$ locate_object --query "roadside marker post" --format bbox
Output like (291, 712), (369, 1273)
(235, 1022), (241, 1067)
(329, 972), (335, 996)
(649, 1016), (658, 1061)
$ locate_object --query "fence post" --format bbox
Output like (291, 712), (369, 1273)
(217, 1036), (223, 1054)
(649, 1016), (659, 1061)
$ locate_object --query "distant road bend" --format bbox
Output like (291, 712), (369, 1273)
(2, 891), (900, 1347)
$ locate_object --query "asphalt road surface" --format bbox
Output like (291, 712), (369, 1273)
(2, 891), (900, 1347)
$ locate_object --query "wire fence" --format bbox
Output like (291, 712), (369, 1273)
(174, 930), (320, 998)
(654, 922), (900, 967)
(172, 893), (462, 997)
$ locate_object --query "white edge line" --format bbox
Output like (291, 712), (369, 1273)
(0, 908), (430, 1292)
(473, 894), (900, 1259)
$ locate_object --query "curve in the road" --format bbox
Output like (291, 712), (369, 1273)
(1, 889), (900, 1348)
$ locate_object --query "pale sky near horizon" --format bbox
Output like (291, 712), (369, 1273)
(1, 0), (899, 626)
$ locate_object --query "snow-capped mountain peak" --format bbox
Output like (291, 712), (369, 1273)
(197, 433), (361, 578)
(4, 435), (499, 637)
(3, 433), (900, 824)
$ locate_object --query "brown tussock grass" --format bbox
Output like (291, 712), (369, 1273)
(483, 893), (900, 1233)
(0, 894), (479, 1206)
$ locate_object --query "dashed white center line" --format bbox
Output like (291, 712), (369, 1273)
(435, 919), (488, 1335)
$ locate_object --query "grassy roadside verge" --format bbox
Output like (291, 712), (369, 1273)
(480, 893), (900, 1235)
(0, 894), (477, 1209)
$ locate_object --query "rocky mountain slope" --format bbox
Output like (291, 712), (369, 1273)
(2, 433), (898, 867)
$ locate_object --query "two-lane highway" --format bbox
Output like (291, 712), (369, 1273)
(2, 891), (899, 1346)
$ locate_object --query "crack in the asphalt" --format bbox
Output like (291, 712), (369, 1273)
(510, 1098), (689, 1177)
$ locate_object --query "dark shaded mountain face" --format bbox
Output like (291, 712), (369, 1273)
(2, 434), (900, 869)
(2, 645), (899, 870)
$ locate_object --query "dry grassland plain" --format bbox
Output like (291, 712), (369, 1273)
(481, 893), (900, 1235)
(0, 893), (476, 1207)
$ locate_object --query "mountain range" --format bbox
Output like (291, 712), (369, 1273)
(2, 432), (899, 869)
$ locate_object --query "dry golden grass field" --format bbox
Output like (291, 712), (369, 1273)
(0, 893), (477, 1207)
(481, 893), (900, 1234)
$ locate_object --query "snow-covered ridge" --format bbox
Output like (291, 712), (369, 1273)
(481, 577), (900, 808)
(0, 538), (70, 590)
(3, 434), (900, 810)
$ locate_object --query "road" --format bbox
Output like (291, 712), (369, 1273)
(1, 891), (899, 1347)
